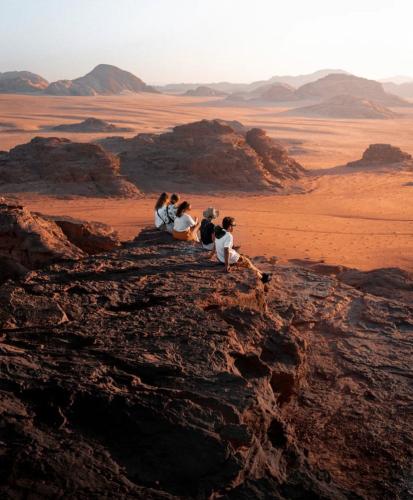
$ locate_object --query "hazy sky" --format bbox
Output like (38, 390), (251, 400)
(1, 0), (413, 84)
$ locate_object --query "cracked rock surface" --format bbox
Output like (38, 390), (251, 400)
(0, 229), (412, 498)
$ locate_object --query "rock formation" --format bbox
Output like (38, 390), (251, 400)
(45, 64), (159, 96)
(245, 128), (305, 180)
(226, 83), (296, 102)
(0, 227), (411, 498)
(0, 71), (49, 93)
(257, 83), (296, 101)
(382, 80), (413, 98)
(284, 94), (399, 119)
(347, 144), (412, 167)
(98, 119), (306, 193)
(0, 137), (140, 197)
(183, 86), (228, 97)
(0, 203), (122, 283)
(52, 118), (134, 133)
(295, 73), (409, 106)
(40, 214), (121, 254)
(0, 202), (84, 271)
(157, 69), (349, 95)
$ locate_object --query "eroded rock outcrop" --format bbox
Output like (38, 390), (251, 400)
(0, 204), (122, 282)
(41, 214), (121, 254)
(347, 143), (412, 168)
(0, 137), (140, 197)
(0, 71), (49, 93)
(52, 118), (134, 133)
(0, 203), (84, 271)
(289, 259), (413, 305)
(0, 228), (411, 498)
(98, 119), (306, 193)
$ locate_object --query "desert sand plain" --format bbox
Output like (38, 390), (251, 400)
(1, 92), (412, 271)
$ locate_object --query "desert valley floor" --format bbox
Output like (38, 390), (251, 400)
(1, 93), (412, 271)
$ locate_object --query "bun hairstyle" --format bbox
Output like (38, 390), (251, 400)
(176, 201), (190, 217)
(155, 192), (169, 210)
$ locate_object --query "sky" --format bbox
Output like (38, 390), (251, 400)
(1, 0), (413, 84)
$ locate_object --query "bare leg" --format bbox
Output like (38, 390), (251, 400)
(236, 255), (263, 279)
(189, 222), (201, 242)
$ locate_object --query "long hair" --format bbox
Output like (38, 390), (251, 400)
(176, 201), (190, 218)
(170, 193), (180, 204)
(155, 192), (169, 210)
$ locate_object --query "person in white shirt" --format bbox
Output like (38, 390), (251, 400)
(173, 201), (200, 241)
(165, 193), (180, 233)
(214, 216), (271, 283)
(154, 192), (169, 231)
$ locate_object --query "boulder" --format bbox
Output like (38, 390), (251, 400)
(0, 137), (140, 197)
(0, 203), (84, 270)
(41, 215), (121, 254)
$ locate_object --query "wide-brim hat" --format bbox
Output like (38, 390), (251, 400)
(203, 207), (219, 219)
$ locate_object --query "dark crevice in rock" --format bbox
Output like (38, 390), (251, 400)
(0, 227), (411, 499)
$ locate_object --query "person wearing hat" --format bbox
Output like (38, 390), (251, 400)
(214, 216), (271, 284)
(200, 207), (219, 250)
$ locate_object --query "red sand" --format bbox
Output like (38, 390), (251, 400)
(1, 93), (412, 271)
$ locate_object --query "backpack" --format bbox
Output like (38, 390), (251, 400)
(200, 219), (214, 245)
(214, 225), (226, 239)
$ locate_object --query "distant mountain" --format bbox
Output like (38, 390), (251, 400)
(265, 69), (349, 88)
(158, 81), (248, 95)
(45, 64), (159, 96)
(295, 74), (409, 106)
(382, 81), (413, 99)
(283, 95), (400, 119)
(226, 83), (297, 103)
(157, 69), (349, 95)
(183, 86), (228, 97)
(0, 71), (49, 93)
(379, 76), (413, 84)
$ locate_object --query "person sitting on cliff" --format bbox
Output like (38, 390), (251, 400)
(214, 216), (271, 283)
(165, 193), (180, 233)
(172, 201), (201, 241)
(154, 192), (169, 231)
(200, 207), (219, 250)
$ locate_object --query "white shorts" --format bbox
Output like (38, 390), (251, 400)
(218, 249), (240, 265)
(229, 250), (240, 264)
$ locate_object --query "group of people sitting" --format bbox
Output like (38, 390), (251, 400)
(154, 192), (271, 283)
